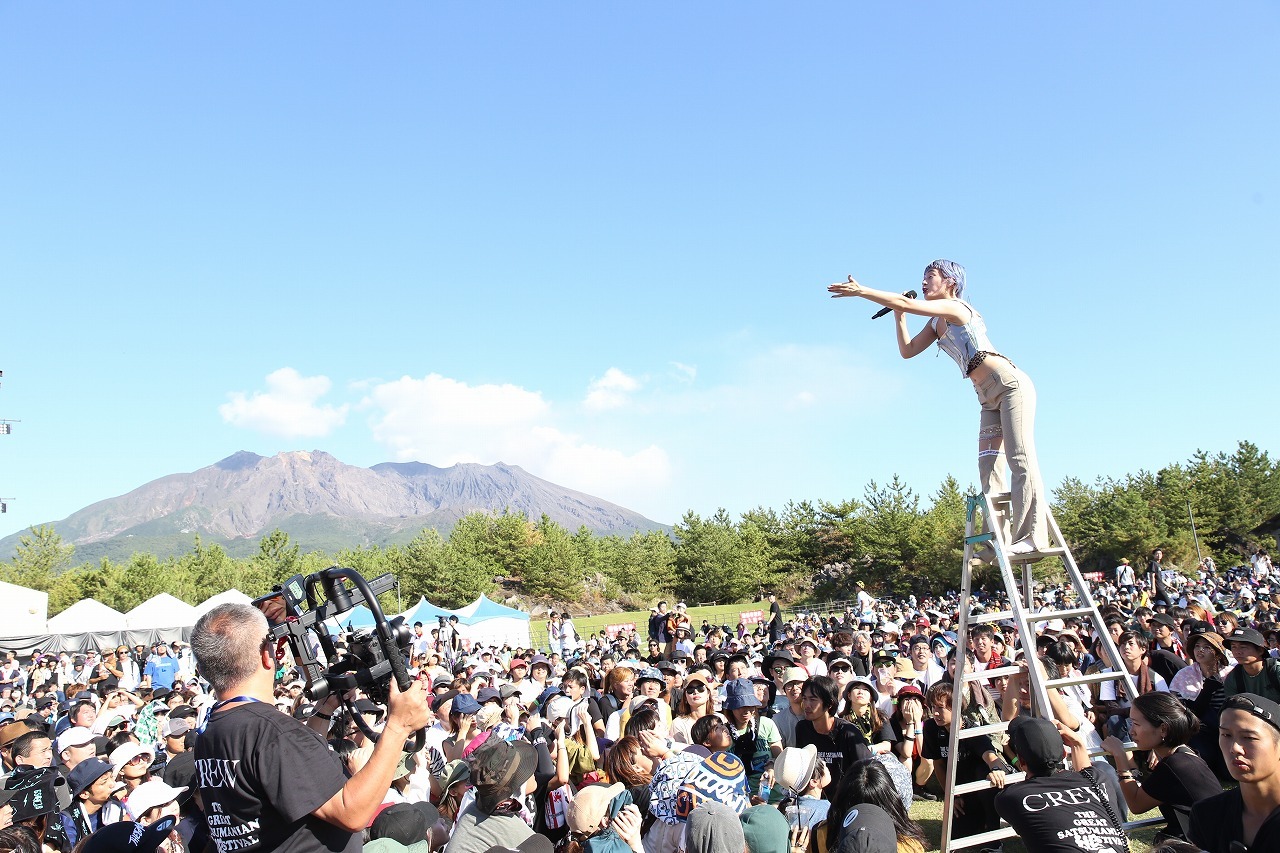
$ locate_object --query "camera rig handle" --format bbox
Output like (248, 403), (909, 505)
(310, 567), (426, 755)
(254, 566), (425, 755)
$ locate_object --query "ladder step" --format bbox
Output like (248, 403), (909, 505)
(1046, 670), (1129, 690)
(957, 720), (1012, 739)
(969, 609), (1015, 625)
(988, 491), (1012, 505)
(943, 825), (1017, 850)
(963, 664), (1021, 681)
(965, 532), (994, 544)
(1032, 606), (1097, 622)
(953, 772), (1027, 796)
(1007, 546), (1066, 563)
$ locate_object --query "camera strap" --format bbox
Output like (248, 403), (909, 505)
(198, 695), (266, 734)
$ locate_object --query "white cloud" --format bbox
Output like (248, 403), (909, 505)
(583, 368), (641, 411)
(220, 368), (348, 437)
(362, 374), (671, 508)
(670, 361), (697, 383)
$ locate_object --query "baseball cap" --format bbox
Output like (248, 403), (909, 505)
(476, 687), (501, 705)
(836, 803), (897, 853)
(1223, 693), (1280, 734)
(451, 693), (481, 716)
(369, 801), (440, 850)
(162, 718), (191, 739)
(1148, 613), (1177, 629)
(429, 689), (460, 714)
(124, 779), (187, 816)
(57, 726), (95, 754)
(1008, 716), (1065, 774)
(83, 818), (178, 853)
(470, 739), (537, 815)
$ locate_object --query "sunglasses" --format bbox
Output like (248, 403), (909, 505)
(685, 683), (707, 694)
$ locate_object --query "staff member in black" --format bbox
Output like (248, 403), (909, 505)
(191, 603), (430, 853)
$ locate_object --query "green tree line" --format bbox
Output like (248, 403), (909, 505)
(3, 441), (1276, 617)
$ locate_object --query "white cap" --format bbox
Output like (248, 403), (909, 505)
(56, 726), (94, 754)
(126, 779), (187, 816)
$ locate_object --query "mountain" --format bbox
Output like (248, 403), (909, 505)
(0, 451), (669, 563)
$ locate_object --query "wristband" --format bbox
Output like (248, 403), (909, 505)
(314, 712), (332, 720)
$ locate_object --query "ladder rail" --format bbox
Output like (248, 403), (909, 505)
(941, 491), (1128, 853)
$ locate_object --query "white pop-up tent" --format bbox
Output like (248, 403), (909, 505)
(454, 595), (532, 648)
(47, 599), (129, 634)
(194, 589), (253, 617)
(126, 593), (200, 630)
(0, 580), (49, 636)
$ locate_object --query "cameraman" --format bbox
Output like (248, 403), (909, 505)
(191, 603), (430, 853)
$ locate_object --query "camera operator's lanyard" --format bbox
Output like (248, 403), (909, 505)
(198, 696), (265, 734)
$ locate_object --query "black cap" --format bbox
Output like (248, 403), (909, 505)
(1223, 693), (1280, 734)
(83, 818), (178, 853)
(1148, 613), (1177, 629)
(1009, 716), (1065, 774)
(1229, 627), (1267, 650)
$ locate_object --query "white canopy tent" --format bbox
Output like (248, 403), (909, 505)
(0, 580), (48, 636)
(46, 599), (129, 634)
(125, 593), (200, 630)
(194, 588), (253, 617)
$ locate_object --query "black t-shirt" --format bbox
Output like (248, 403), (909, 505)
(1190, 788), (1280, 853)
(793, 718), (871, 793)
(1140, 748), (1221, 839)
(921, 718), (993, 785)
(195, 702), (355, 853)
(994, 770), (1129, 853)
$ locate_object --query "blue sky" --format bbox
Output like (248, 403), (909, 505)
(2, 4), (1277, 540)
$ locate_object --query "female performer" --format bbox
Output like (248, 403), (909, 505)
(829, 260), (1047, 554)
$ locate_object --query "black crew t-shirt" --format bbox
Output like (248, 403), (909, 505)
(993, 771), (1129, 853)
(195, 701), (355, 853)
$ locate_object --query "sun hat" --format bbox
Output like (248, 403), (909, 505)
(470, 739), (537, 815)
(110, 742), (153, 777)
(847, 677), (880, 705)
(125, 779), (187, 817)
(772, 745), (819, 795)
(567, 781), (626, 835)
(722, 678), (762, 711)
(68, 758), (114, 798)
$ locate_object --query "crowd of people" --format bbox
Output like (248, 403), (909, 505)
(0, 549), (1276, 853)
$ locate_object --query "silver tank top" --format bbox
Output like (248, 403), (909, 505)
(931, 303), (1004, 377)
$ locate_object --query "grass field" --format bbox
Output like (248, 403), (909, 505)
(530, 602), (787, 650)
(908, 798), (1163, 853)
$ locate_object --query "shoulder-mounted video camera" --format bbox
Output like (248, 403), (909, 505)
(252, 567), (422, 748)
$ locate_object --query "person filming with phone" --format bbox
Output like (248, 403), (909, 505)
(190, 603), (431, 853)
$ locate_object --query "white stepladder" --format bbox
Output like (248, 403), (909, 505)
(938, 491), (1141, 853)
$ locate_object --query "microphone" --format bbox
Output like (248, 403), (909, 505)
(872, 290), (917, 319)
